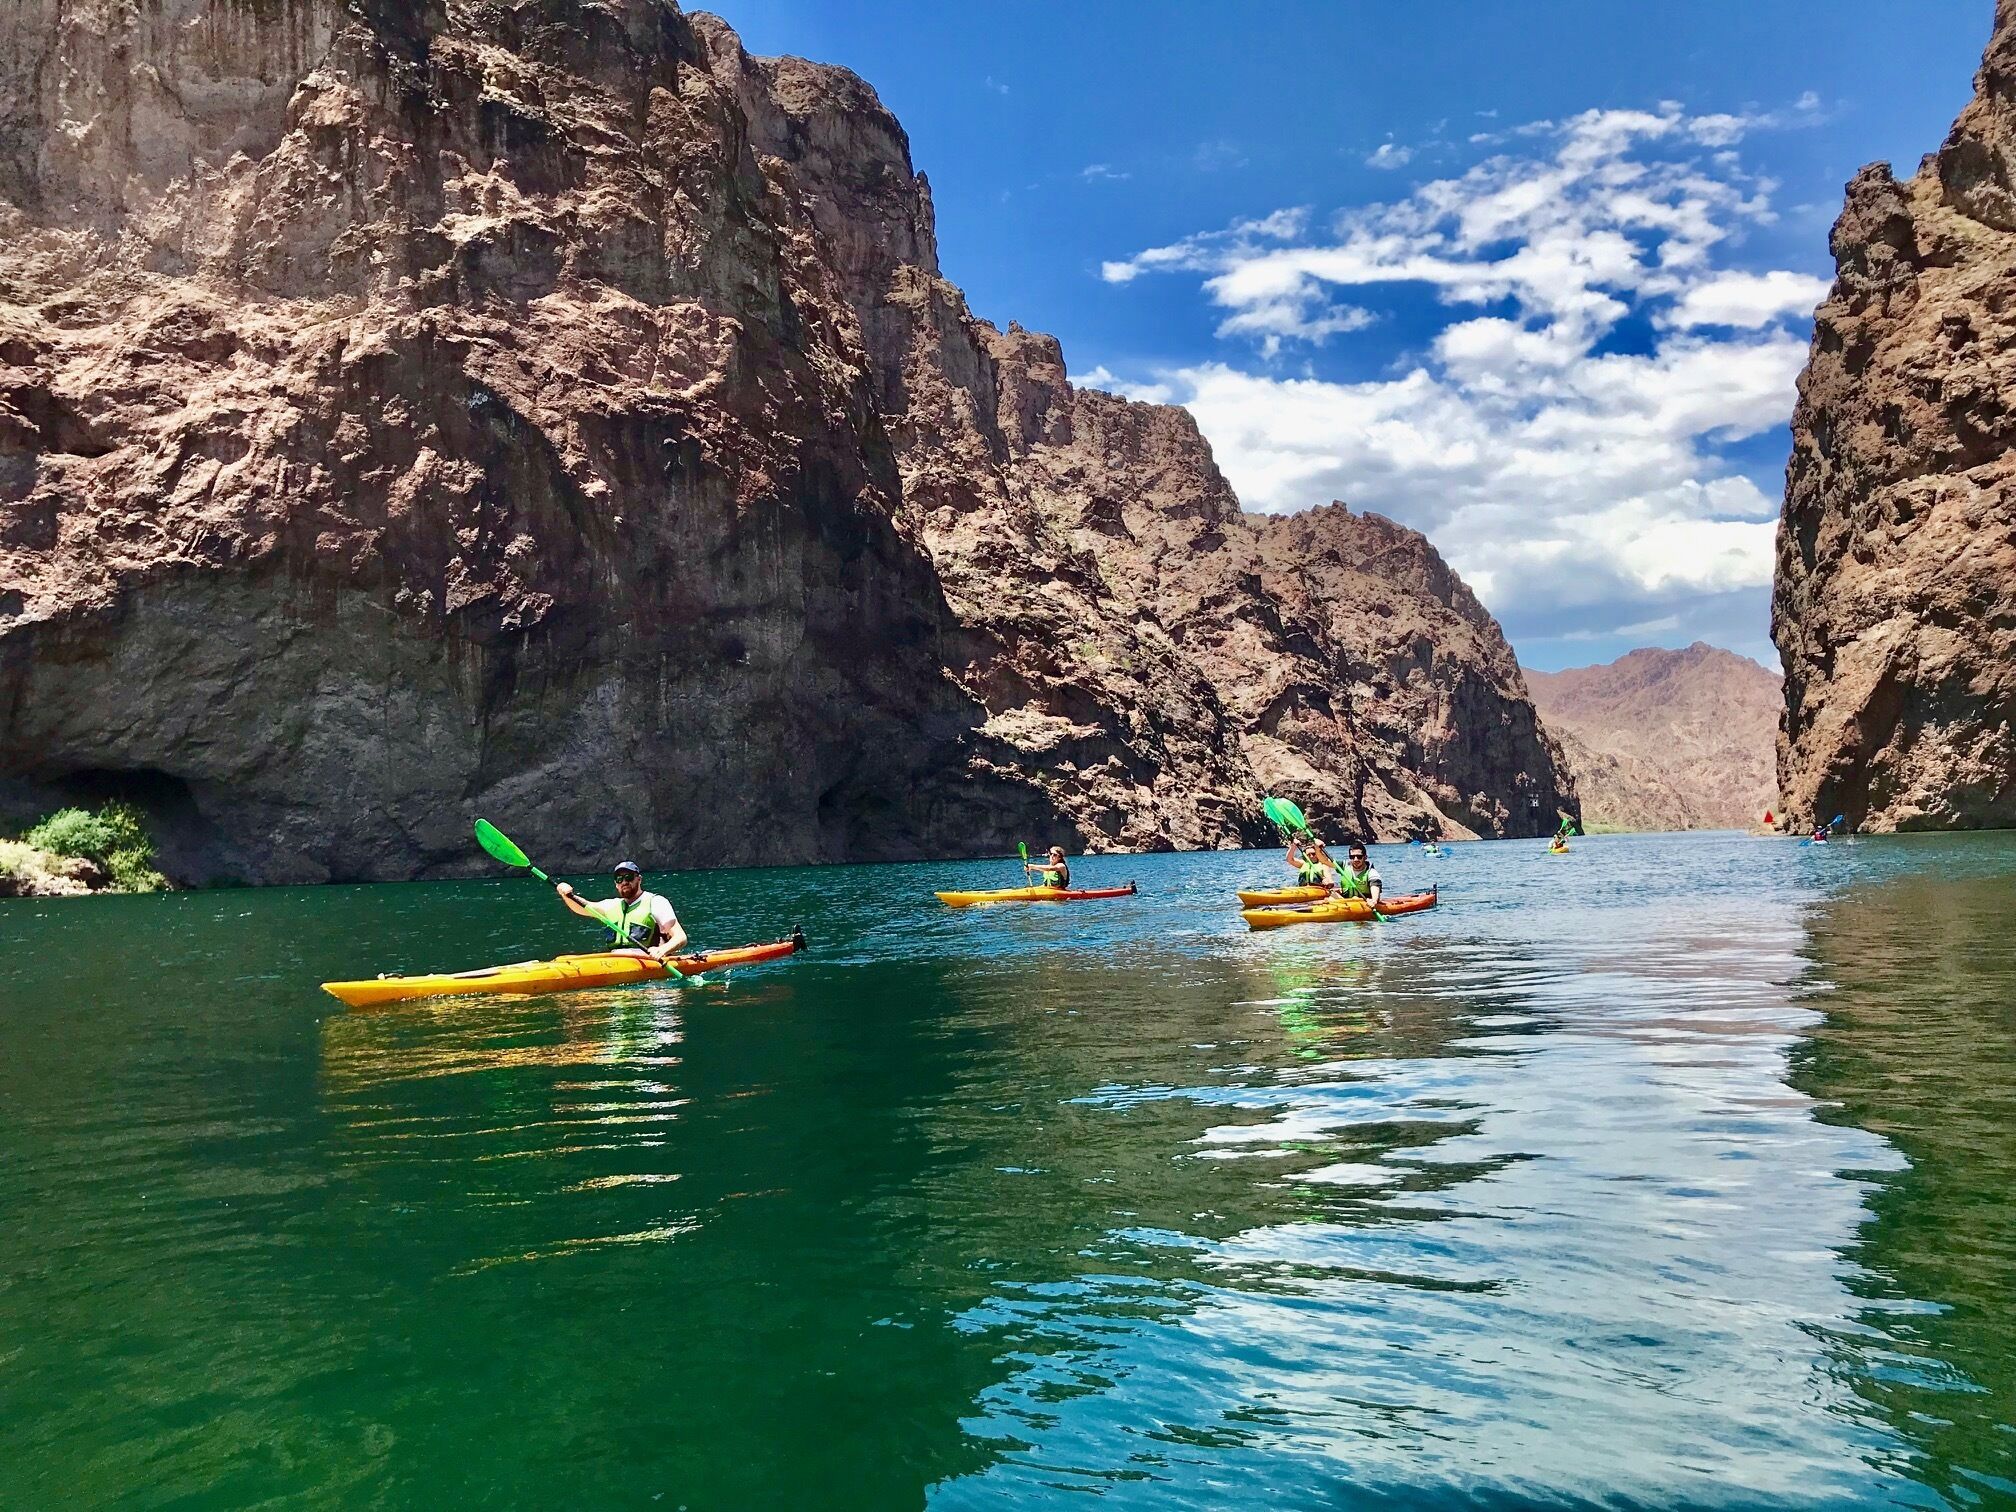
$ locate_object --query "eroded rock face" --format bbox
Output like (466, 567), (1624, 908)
(0, 1), (1572, 882)
(1774, 1), (2016, 830)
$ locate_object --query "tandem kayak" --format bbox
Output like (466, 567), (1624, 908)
(321, 929), (807, 1008)
(935, 882), (1138, 907)
(1235, 885), (1333, 908)
(1241, 889), (1438, 931)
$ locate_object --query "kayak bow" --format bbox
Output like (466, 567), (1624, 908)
(321, 929), (807, 1008)
(935, 882), (1138, 907)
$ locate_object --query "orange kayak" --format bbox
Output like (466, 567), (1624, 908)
(1236, 885), (1332, 907)
(321, 929), (807, 1008)
(1241, 889), (1438, 931)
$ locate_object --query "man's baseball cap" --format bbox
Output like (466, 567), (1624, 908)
(613, 861), (643, 877)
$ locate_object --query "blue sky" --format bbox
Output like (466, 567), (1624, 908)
(709, 1), (1991, 671)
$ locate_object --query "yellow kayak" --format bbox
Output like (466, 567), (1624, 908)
(321, 932), (806, 1008)
(1548, 843), (1570, 855)
(935, 882), (1138, 907)
(1235, 885), (1333, 907)
(1241, 889), (1438, 931)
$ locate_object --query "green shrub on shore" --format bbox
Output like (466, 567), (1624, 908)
(18, 802), (168, 893)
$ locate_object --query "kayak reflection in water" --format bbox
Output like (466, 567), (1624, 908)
(1286, 836), (1340, 891)
(556, 859), (689, 959)
(1024, 845), (1072, 889)
(1336, 842), (1384, 905)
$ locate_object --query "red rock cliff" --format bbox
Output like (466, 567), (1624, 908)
(0, 0), (1572, 881)
(1774, 1), (2016, 830)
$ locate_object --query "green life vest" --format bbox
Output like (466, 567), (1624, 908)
(1296, 859), (1325, 884)
(1337, 867), (1373, 899)
(1040, 866), (1067, 888)
(599, 896), (659, 949)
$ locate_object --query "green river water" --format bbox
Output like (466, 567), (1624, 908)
(2, 832), (2013, 1509)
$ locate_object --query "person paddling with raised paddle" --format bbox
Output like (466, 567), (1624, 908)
(557, 859), (689, 960)
(1286, 835), (1340, 890)
(1023, 844), (1072, 890)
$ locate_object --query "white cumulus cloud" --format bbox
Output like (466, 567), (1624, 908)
(1085, 99), (1831, 658)
(1665, 269), (1831, 328)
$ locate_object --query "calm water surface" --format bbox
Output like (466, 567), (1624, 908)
(2, 833), (2013, 1509)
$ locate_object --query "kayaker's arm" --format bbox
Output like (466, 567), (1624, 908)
(555, 883), (605, 921)
(649, 917), (689, 959)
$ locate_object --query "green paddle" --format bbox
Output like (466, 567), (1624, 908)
(477, 819), (669, 962)
(475, 818), (553, 884)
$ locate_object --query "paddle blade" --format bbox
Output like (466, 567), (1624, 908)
(1830, 814), (1845, 827)
(474, 819), (532, 870)
(1018, 841), (1029, 863)
(1263, 796), (1311, 834)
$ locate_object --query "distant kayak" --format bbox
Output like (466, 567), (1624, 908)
(935, 882), (1138, 907)
(1548, 844), (1570, 855)
(1236, 884), (1332, 907)
(322, 930), (807, 1008)
(1241, 889), (1438, 931)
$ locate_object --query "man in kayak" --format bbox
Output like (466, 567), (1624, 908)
(1286, 836), (1338, 889)
(1024, 845), (1072, 889)
(1336, 843), (1383, 905)
(556, 861), (688, 959)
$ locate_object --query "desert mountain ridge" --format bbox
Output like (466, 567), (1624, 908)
(1525, 643), (1780, 833)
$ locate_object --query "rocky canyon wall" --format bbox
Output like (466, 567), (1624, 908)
(0, 0), (1572, 882)
(1775, 0), (2016, 830)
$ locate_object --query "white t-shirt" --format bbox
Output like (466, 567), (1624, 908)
(590, 891), (678, 946)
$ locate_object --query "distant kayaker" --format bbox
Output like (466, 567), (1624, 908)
(1025, 845), (1072, 889)
(1336, 843), (1383, 905)
(557, 860), (688, 959)
(1286, 836), (1338, 889)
